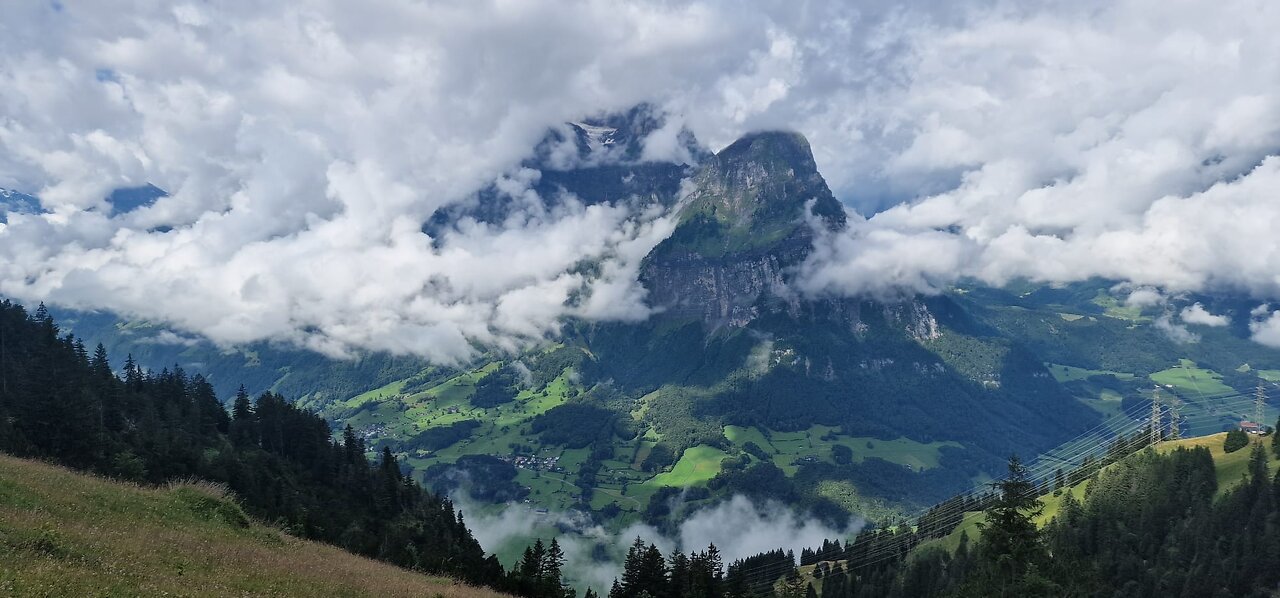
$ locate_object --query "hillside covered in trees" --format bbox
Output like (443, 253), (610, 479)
(597, 433), (1280, 597)
(0, 300), (506, 589)
(830, 440), (1280, 597)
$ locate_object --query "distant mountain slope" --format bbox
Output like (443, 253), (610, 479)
(0, 453), (506, 597)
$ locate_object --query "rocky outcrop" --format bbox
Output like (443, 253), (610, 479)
(640, 131), (846, 328)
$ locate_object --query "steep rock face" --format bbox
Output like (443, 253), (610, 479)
(640, 131), (846, 328)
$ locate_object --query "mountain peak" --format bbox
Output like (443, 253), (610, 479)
(657, 130), (845, 260)
(715, 130), (816, 171)
(639, 130), (847, 326)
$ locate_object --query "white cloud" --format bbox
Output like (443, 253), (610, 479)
(1155, 314), (1199, 344)
(1123, 287), (1166, 308)
(676, 495), (861, 565)
(1250, 309), (1280, 348)
(1180, 303), (1230, 327)
(6, 1), (1280, 358)
(793, 0), (1280, 316)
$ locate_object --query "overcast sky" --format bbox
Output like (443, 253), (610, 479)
(3, 0), (1280, 360)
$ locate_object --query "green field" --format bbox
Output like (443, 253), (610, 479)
(1090, 290), (1146, 321)
(650, 445), (730, 486)
(1256, 369), (1280, 383)
(725, 424), (961, 475)
(1149, 359), (1236, 399)
(1046, 363), (1136, 384)
(0, 454), (502, 597)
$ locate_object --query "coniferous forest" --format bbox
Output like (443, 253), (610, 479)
(792, 446), (1280, 597)
(0, 301), (511, 588)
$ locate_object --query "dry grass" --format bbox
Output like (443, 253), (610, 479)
(0, 453), (509, 597)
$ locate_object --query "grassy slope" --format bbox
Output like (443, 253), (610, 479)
(1150, 359), (1236, 398)
(0, 454), (506, 597)
(651, 445), (730, 486)
(922, 432), (1280, 555)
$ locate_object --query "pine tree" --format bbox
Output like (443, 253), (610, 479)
(230, 384), (256, 446)
(667, 549), (689, 598)
(342, 424), (361, 462)
(619, 537), (647, 596)
(541, 538), (567, 598)
(704, 543), (723, 597)
(638, 543), (667, 598)
(968, 455), (1054, 596)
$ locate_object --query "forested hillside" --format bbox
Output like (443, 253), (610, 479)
(601, 434), (1280, 597)
(816, 435), (1280, 597)
(0, 300), (504, 588)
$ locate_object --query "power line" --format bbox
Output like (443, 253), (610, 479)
(824, 390), (1268, 576)
(1150, 387), (1162, 445)
(719, 389), (1270, 583)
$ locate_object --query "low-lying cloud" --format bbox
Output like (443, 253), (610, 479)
(1181, 303), (1230, 328)
(459, 494), (860, 592)
(1250, 307), (1280, 348)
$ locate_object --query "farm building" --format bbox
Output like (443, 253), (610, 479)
(1240, 420), (1268, 435)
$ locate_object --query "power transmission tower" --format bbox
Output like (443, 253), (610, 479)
(1150, 387), (1162, 445)
(1256, 382), (1267, 425)
(1168, 394), (1181, 441)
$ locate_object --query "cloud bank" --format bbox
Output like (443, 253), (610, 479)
(460, 494), (859, 592)
(4, 1), (1280, 359)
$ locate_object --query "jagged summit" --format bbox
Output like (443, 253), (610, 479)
(640, 130), (848, 327)
(668, 131), (845, 256)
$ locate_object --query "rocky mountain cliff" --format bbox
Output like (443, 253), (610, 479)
(640, 131), (846, 328)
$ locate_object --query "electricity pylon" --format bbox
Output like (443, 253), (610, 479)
(1256, 382), (1267, 425)
(1168, 394), (1181, 441)
(1150, 387), (1162, 445)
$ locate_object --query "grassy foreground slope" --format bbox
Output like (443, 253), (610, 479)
(0, 454), (505, 597)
